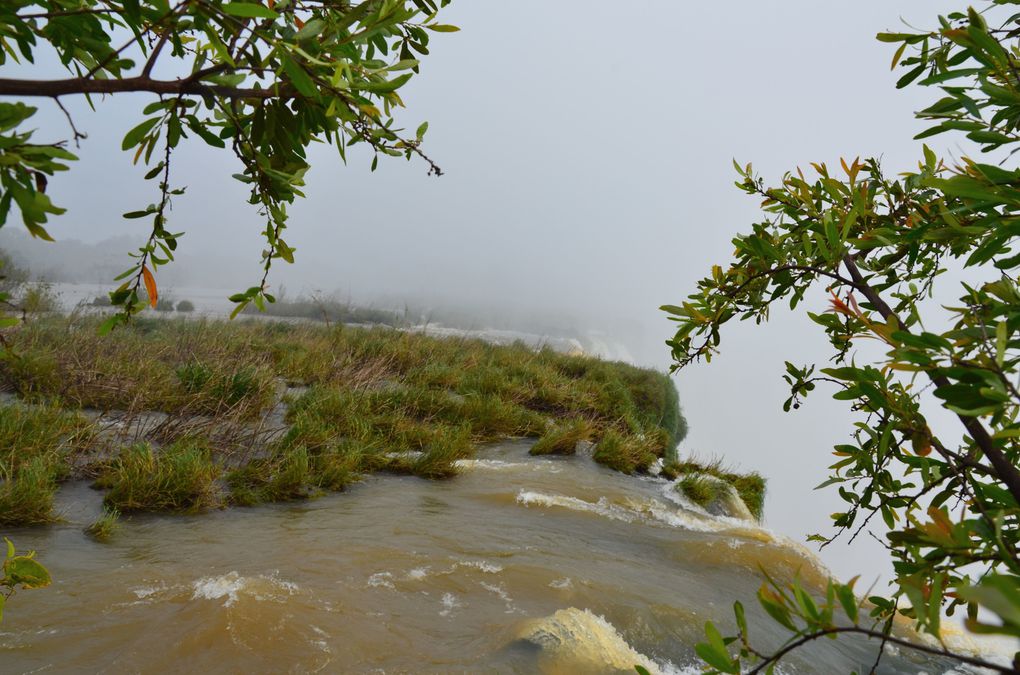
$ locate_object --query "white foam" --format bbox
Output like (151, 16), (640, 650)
(516, 488), (833, 580)
(367, 571), (395, 589)
(480, 581), (517, 613)
(549, 577), (573, 590)
(516, 490), (638, 524)
(132, 582), (169, 599)
(439, 592), (461, 617)
(190, 571), (297, 607)
(454, 459), (561, 473)
(192, 573), (248, 606)
(406, 566), (430, 580)
(457, 560), (503, 574)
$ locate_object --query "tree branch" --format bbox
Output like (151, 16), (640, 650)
(0, 77), (296, 100)
(841, 253), (1020, 507)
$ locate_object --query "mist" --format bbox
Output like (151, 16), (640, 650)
(3, 1), (969, 585)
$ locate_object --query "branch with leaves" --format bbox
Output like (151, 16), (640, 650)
(0, 0), (457, 325)
(667, 3), (1020, 672)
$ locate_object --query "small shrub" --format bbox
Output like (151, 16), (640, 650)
(97, 440), (221, 512)
(154, 298), (175, 312)
(84, 507), (120, 541)
(529, 418), (592, 456)
(176, 299), (195, 312)
(90, 295), (112, 307)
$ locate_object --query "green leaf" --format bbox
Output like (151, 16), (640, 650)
(97, 314), (124, 336)
(734, 601), (747, 636)
(426, 24), (460, 32)
(836, 580), (859, 623)
(230, 300), (250, 320)
(360, 73), (413, 95)
(4, 556), (51, 589)
(223, 2), (278, 19)
(294, 19), (325, 41)
(695, 625), (738, 674)
(281, 54), (317, 98)
(121, 117), (160, 151)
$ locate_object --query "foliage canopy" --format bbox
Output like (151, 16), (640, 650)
(666, 2), (1020, 672)
(0, 0), (455, 327)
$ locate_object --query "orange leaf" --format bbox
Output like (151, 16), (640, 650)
(142, 265), (157, 308)
(829, 291), (853, 317)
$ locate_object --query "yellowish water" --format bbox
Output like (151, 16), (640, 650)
(1, 441), (959, 673)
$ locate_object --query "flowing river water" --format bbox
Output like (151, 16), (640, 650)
(0, 440), (975, 673)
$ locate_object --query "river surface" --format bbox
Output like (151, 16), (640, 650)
(1, 440), (975, 674)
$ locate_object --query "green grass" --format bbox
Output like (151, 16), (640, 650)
(385, 424), (473, 479)
(0, 403), (92, 477)
(96, 439), (221, 512)
(0, 456), (60, 526)
(0, 403), (93, 526)
(226, 446), (315, 506)
(591, 429), (658, 474)
(529, 419), (593, 456)
(84, 507), (120, 541)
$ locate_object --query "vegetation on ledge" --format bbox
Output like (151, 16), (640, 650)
(662, 459), (766, 522)
(0, 316), (686, 521)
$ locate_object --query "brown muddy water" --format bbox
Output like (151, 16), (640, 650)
(1, 441), (965, 674)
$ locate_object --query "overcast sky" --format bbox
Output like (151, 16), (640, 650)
(8, 1), (970, 584)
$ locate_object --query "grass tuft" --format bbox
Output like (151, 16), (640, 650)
(529, 419), (593, 456)
(84, 507), (120, 541)
(592, 429), (658, 474)
(664, 458), (766, 521)
(0, 456), (59, 526)
(96, 439), (221, 513)
(226, 446), (316, 505)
